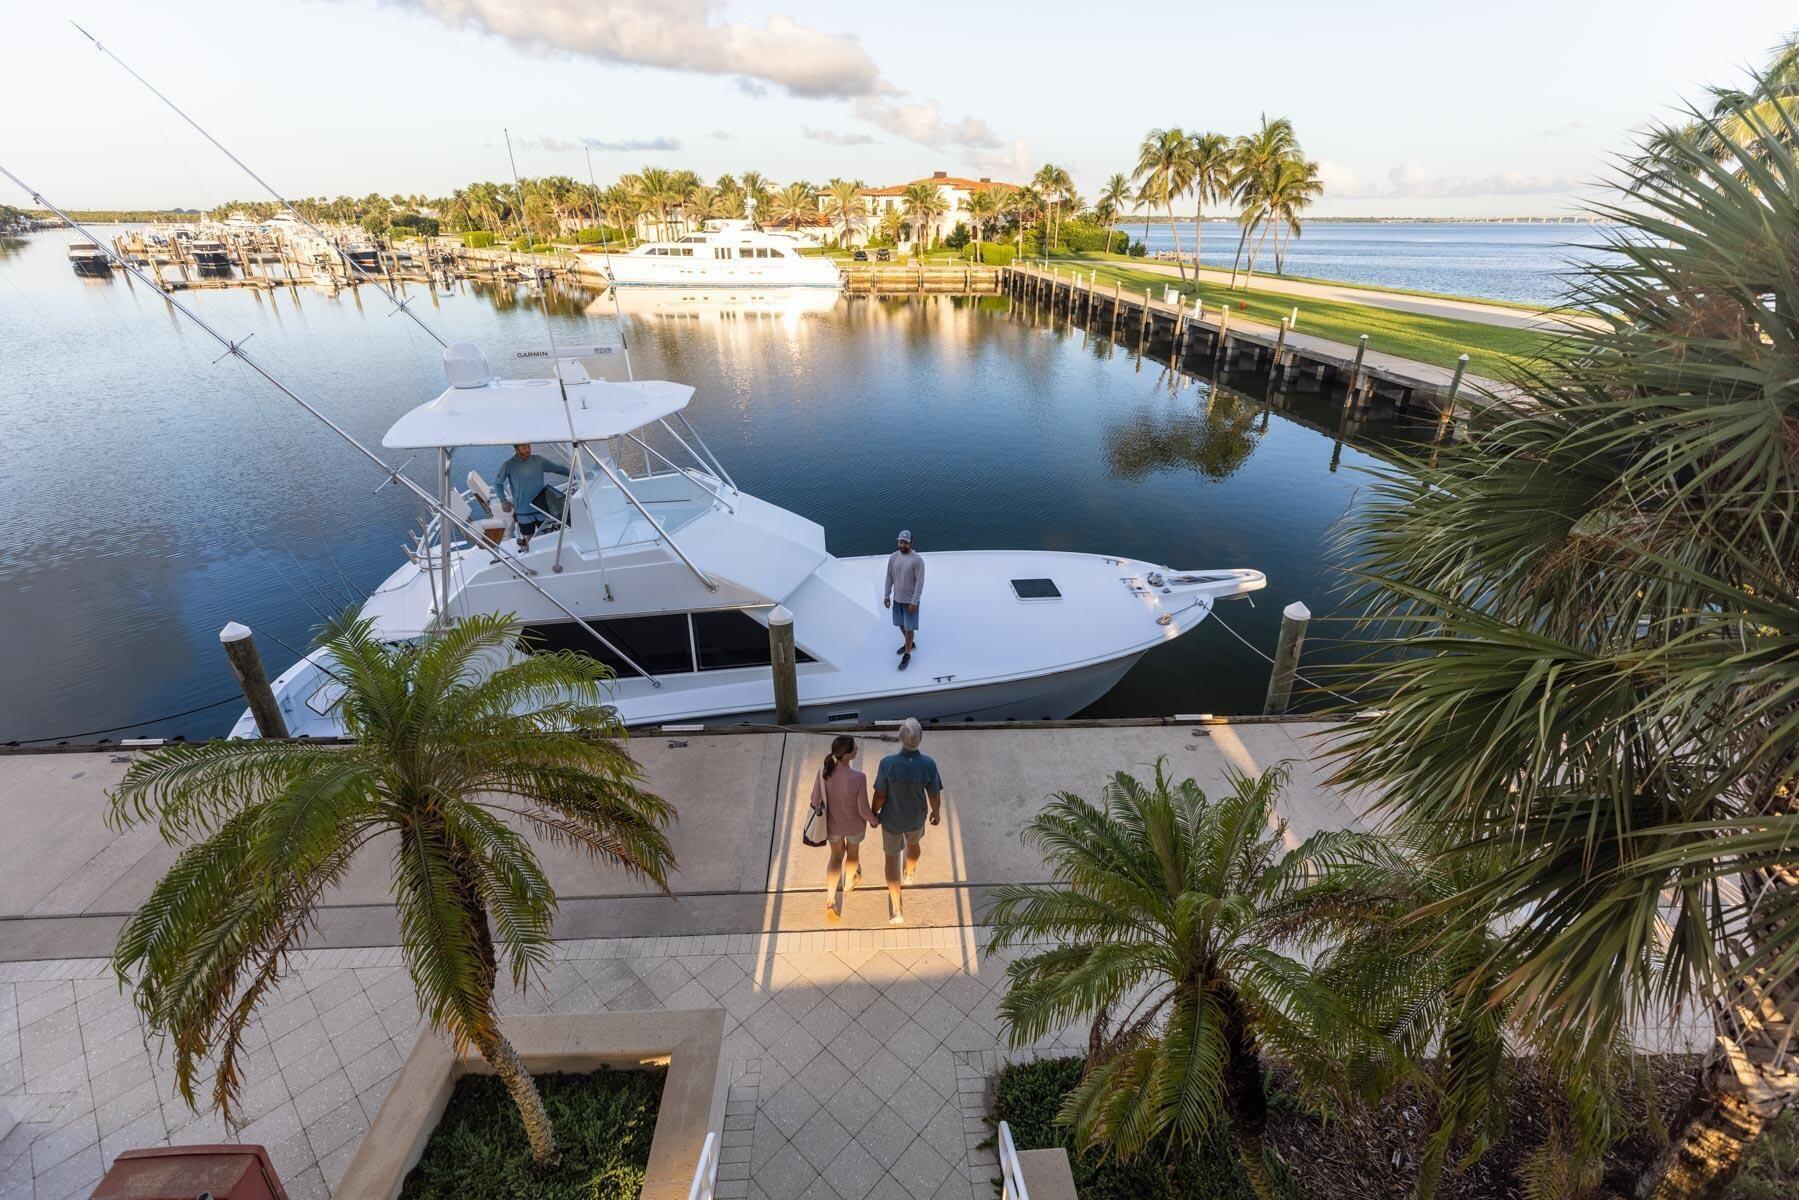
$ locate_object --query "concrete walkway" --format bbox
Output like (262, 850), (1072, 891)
(1065, 255), (1602, 333)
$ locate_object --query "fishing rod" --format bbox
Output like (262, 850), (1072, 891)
(0, 164), (660, 686)
(69, 20), (450, 349)
(583, 145), (634, 381)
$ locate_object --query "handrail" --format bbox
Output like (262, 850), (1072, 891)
(686, 1130), (719, 1200)
(620, 433), (737, 514)
(998, 1121), (1032, 1200)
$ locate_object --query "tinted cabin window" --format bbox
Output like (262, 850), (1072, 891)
(522, 615), (694, 676)
(1011, 578), (1062, 599)
(693, 610), (815, 670)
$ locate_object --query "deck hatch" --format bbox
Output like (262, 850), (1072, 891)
(1010, 578), (1062, 600)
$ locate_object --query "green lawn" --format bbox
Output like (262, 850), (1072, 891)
(1035, 259), (1560, 379)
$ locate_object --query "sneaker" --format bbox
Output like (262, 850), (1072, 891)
(895, 644), (918, 654)
(898, 653), (911, 671)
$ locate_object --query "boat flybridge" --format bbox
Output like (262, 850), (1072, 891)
(231, 343), (1264, 737)
(602, 220), (841, 289)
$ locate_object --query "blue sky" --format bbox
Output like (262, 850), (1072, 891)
(4, 0), (1794, 215)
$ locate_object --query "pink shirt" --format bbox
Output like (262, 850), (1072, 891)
(810, 764), (875, 839)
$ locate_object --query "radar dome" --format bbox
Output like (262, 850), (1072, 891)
(442, 342), (491, 389)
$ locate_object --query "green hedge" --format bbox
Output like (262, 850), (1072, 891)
(960, 242), (1015, 266)
(993, 1057), (1293, 1200)
(574, 226), (627, 245)
(461, 231), (496, 248)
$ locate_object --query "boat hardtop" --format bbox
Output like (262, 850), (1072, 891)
(233, 341), (1264, 736)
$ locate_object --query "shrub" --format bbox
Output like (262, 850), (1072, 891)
(1128, 240), (1147, 257)
(1055, 219), (1126, 254)
(960, 242), (1015, 266)
(864, 233), (896, 249)
(994, 1057), (1275, 1200)
(461, 231), (496, 248)
(392, 213), (440, 237)
(574, 226), (627, 245)
(944, 221), (971, 250)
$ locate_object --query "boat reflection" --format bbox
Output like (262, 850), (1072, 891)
(593, 285), (841, 323)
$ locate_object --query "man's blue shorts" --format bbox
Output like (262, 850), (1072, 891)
(891, 601), (920, 631)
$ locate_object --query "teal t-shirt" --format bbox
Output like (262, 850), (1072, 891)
(874, 749), (942, 833)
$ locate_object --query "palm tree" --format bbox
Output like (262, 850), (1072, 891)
(965, 188), (1000, 261)
(631, 167), (683, 240)
(1097, 172), (1131, 254)
(1246, 156), (1323, 283)
(108, 613), (677, 1169)
(824, 178), (867, 247)
(739, 171), (772, 225)
(1187, 132), (1233, 272)
(1328, 81), (1799, 1200)
(987, 762), (1340, 1200)
(1008, 184), (1044, 259)
(1227, 116), (1299, 287)
(1029, 163), (1073, 255)
(770, 181), (816, 231)
(899, 181), (946, 253)
(1133, 129), (1196, 282)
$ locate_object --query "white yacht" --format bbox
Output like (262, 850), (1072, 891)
(231, 343), (1263, 737)
(602, 221), (840, 289)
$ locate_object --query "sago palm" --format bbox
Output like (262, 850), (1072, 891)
(986, 761), (1340, 1200)
(108, 612), (676, 1168)
(1328, 72), (1799, 1200)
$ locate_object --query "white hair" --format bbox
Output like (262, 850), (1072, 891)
(898, 718), (923, 749)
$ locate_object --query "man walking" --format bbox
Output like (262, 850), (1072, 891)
(883, 529), (924, 669)
(493, 443), (569, 551)
(871, 718), (943, 925)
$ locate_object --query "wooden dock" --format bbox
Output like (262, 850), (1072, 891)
(1001, 263), (1513, 423)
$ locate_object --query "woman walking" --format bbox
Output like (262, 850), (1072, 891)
(811, 735), (876, 921)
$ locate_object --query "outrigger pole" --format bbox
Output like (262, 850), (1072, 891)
(70, 20), (451, 350)
(0, 165), (661, 687)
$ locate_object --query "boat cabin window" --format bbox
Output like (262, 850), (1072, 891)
(1010, 578), (1062, 600)
(520, 611), (814, 677)
(713, 247), (733, 259)
(674, 247), (694, 256)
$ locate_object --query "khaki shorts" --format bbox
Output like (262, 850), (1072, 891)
(882, 825), (925, 856)
(830, 829), (866, 846)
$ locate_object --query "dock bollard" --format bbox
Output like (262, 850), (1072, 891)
(1262, 602), (1312, 715)
(219, 622), (288, 738)
(768, 605), (799, 725)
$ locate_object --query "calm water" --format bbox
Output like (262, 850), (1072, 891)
(1132, 220), (1608, 305)
(0, 230), (1420, 742)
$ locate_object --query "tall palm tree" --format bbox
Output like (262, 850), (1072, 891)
(987, 762), (1340, 1200)
(1227, 116), (1299, 287)
(824, 178), (867, 247)
(1328, 82), (1799, 1200)
(631, 167), (683, 240)
(1097, 172), (1131, 254)
(1133, 128), (1196, 281)
(1029, 163), (1073, 255)
(738, 171), (772, 225)
(109, 613), (677, 1168)
(965, 188), (1000, 261)
(899, 180), (946, 252)
(770, 181), (816, 231)
(1187, 132), (1233, 272)
(1246, 157), (1323, 283)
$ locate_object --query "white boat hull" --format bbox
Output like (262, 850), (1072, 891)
(602, 255), (841, 289)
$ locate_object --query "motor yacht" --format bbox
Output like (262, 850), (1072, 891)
(601, 221), (840, 289)
(188, 237), (232, 270)
(66, 240), (112, 277)
(231, 342), (1263, 737)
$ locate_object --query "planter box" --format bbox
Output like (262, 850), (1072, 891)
(337, 1010), (727, 1200)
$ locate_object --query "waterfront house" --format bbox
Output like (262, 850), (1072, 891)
(819, 170), (1017, 249)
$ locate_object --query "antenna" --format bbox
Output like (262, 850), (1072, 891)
(0, 162), (660, 685)
(584, 146), (634, 381)
(70, 20), (449, 349)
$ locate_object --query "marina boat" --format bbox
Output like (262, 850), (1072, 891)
(231, 342), (1264, 737)
(188, 237), (232, 270)
(340, 239), (382, 273)
(66, 240), (112, 277)
(602, 220), (840, 289)
(595, 286), (840, 322)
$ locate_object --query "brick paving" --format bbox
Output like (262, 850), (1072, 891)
(0, 926), (1079, 1200)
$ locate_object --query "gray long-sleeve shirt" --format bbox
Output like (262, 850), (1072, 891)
(884, 549), (925, 606)
(493, 454), (568, 519)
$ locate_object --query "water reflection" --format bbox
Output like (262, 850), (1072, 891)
(1103, 389), (1262, 482)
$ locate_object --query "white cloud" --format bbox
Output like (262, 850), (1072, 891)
(853, 98), (999, 149)
(803, 126), (876, 146)
(1320, 158), (1588, 199)
(387, 0), (883, 97)
(516, 134), (680, 152)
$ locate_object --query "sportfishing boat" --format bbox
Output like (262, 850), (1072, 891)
(340, 238), (381, 273)
(66, 240), (112, 277)
(231, 342), (1264, 737)
(602, 220), (840, 289)
(188, 237), (232, 270)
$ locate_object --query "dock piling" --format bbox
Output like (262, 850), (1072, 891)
(768, 605), (799, 725)
(1437, 353), (1470, 441)
(1262, 602), (1312, 715)
(219, 622), (287, 738)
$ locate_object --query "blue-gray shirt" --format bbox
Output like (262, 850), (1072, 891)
(874, 749), (943, 833)
(494, 454), (568, 520)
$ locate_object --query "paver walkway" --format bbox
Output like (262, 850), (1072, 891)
(0, 926), (1077, 1200)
